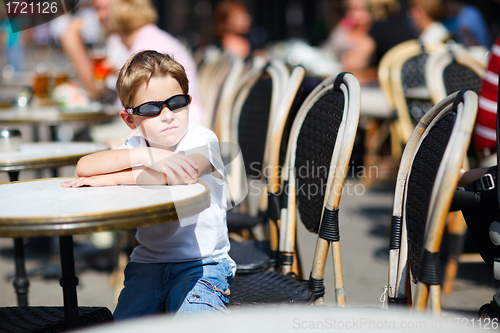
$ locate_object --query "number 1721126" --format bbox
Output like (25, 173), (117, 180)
(5, 2), (59, 14)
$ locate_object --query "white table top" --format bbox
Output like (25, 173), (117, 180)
(0, 106), (115, 124)
(0, 178), (210, 237)
(0, 142), (109, 171)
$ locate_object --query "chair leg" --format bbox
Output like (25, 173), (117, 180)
(389, 122), (403, 161)
(443, 211), (467, 295)
(310, 238), (330, 304)
(291, 240), (303, 278)
(332, 241), (346, 307)
(414, 281), (429, 312)
(429, 284), (442, 317)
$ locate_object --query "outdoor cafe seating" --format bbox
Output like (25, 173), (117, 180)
(1, 21), (500, 332)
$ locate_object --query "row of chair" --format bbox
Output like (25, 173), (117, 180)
(196, 47), (363, 307)
(197, 43), (484, 314)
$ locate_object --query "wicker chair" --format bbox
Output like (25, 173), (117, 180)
(0, 306), (113, 333)
(365, 40), (444, 186)
(0, 237), (113, 332)
(425, 45), (486, 296)
(225, 61), (305, 274)
(387, 90), (478, 316)
(426, 46), (485, 104)
(389, 40), (445, 143)
(229, 72), (361, 307)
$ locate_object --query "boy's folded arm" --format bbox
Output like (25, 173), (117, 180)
(62, 167), (169, 187)
(189, 153), (222, 180)
(76, 149), (138, 177)
(76, 147), (173, 177)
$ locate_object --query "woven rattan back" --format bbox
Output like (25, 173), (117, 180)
(426, 46), (485, 104)
(443, 62), (482, 96)
(238, 76), (274, 179)
(405, 111), (456, 283)
(294, 91), (344, 232)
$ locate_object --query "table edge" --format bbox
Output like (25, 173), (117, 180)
(0, 179), (211, 237)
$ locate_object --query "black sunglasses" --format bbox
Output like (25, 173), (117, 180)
(126, 94), (191, 117)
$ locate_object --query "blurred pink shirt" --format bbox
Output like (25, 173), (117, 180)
(107, 24), (204, 125)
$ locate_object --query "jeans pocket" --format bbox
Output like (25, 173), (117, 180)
(184, 279), (230, 315)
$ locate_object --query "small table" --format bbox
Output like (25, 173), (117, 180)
(0, 106), (117, 143)
(0, 141), (109, 176)
(0, 106), (115, 125)
(0, 141), (109, 307)
(0, 178), (210, 329)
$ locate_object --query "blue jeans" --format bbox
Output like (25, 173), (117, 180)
(113, 257), (233, 319)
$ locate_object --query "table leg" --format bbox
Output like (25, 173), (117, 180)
(49, 125), (59, 177)
(59, 236), (79, 330)
(13, 238), (29, 307)
(9, 171), (30, 307)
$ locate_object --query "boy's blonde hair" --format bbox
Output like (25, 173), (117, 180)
(116, 50), (189, 108)
(109, 0), (158, 35)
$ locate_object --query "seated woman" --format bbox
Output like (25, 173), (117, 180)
(212, 0), (252, 59)
(108, 0), (204, 125)
(323, 0), (377, 85)
(407, 0), (451, 45)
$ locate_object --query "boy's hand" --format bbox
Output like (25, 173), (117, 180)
(144, 149), (199, 184)
(60, 174), (118, 188)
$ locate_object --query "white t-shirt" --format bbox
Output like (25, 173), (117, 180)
(116, 124), (235, 272)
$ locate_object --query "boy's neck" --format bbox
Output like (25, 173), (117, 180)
(145, 139), (176, 152)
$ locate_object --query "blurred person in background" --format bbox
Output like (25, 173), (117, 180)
(108, 0), (203, 126)
(58, 0), (128, 101)
(407, 0), (451, 44)
(323, 0), (377, 84)
(212, 0), (252, 59)
(0, 5), (25, 72)
(368, 0), (415, 66)
(443, 0), (490, 48)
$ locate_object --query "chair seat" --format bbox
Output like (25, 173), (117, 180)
(229, 239), (271, 273)
(226, 211), (264, 231)
(0, 306), (113, 333)
(229, 271), (314, 306)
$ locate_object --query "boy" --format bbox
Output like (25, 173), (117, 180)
(61, 50), (234, 318)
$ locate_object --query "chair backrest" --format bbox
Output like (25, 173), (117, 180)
(388, 40), (445, 143)
(391, 90), (478, 312)
(279, 73), (360, 282)
(225, 60), (301, 211)
(197, 49), (245, 129)
(426, 46), (485, 104)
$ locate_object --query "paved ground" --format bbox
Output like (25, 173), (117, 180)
(1, 170), (498, 318)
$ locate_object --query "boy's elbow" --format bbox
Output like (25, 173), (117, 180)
(75, 156), (91, 177)
(75, 164), (88, 177)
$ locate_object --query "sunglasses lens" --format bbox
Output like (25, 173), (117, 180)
(139, 104), (161, 116)
(168, 96), (189, 111)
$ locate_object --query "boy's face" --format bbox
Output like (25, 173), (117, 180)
(119, 75), (189, 150)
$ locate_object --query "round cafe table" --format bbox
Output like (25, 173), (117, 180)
(0, 178), (210, 329)
(0, 141), (109, 308)
(0, 106), (115, 125)
(0, 106), (117, 144)
(0, 141), (110, 175)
